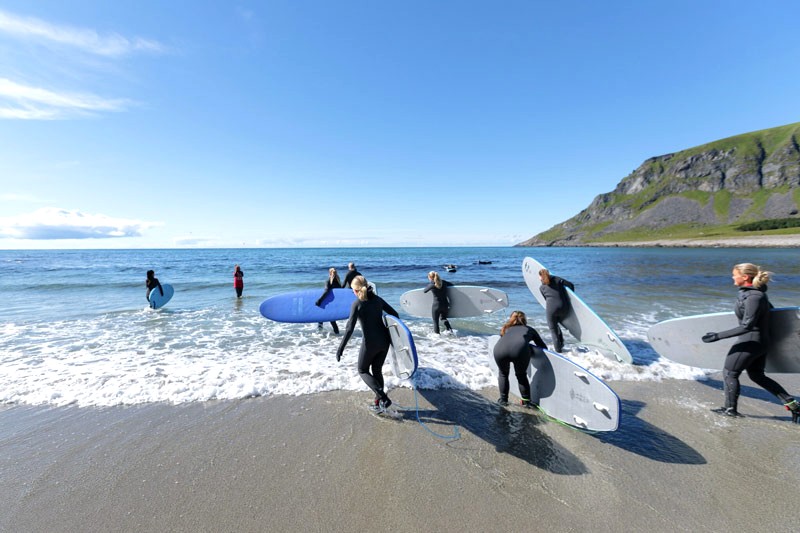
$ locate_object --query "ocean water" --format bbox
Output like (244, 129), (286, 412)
(2, 247), (798, 407)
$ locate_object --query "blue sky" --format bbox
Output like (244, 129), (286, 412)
(1, 1), (799, 249)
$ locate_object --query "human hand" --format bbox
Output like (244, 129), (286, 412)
(701, 332), (719, 343)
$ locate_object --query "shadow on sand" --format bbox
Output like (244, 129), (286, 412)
(407, 368), (587, 475)
(593, 399), (706, 464)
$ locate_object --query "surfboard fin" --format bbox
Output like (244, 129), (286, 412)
(573, 371), (590, 383)
(572, 415), (588, 428)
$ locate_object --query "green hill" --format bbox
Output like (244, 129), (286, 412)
(518, 122), (800, 246)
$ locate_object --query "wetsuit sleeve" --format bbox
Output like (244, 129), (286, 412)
(316, 280), (333, 306)
(381, 297), (400, 318)
(337, 300), (360, 360)
(156, 279), (163, 296)
(561, 278), (575, 292)
(423, 283), (435, 293)
(528, 327), (548, 350)
(715, 293), (763, 340)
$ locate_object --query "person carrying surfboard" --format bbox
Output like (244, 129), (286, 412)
(538, 268), (575, 353)
(423, 271), (453, 334)
(145, 270), (163, 302)
(493, 310), (548, 407)
(315, 267), (341, 334)
(336, 275), (399, 411)
(701, 263), (800, 422)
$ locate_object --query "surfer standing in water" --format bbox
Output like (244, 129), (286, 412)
(342, 262), (361, 288)
(494, 310), (548, 407)
(336, 276), (399, 411)
(423, 271), (453, 334)
(315, 267), (341, 334)
(539, 268), (574, 352)
(233, 264), (244, 298)
(702, 263), (799, 422)
(145, 269), (163, 302)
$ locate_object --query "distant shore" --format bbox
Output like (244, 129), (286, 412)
(523, 234), (800, 248)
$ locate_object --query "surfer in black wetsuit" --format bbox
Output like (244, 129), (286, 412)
(145, 269), (163, 302)
(342, 262), (361, 289)
(336, 275), (400, 410)
(702, 263), (799, 422)
(538, 268), (574, 353)
(423, 271), (453, 334)
(315, 267), (341, 334)
(494, 311), (548, 407)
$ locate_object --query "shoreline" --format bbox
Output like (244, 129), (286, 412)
(3, 375), (799, 532)
(521, 234), (800, 248)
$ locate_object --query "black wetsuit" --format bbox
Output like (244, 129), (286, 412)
(342, 269), (361, 289)
(146, 277), (163, 301)
(715, 286), (793, 410)
(539, 276), (574, 352)
(493, 325), (547, 403)
(316, 278), (342, 333)
(423, 280), (453, 334)
(337, 291), (400, 402)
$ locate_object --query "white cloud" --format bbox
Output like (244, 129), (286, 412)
(0, 8), (165, 57)
(0, 78), (132, 119)
(0, 207), (159, 240)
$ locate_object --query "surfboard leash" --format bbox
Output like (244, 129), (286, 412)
(392, 379), (461, 441)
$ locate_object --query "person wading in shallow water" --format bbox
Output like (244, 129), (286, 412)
(702, 262), (800, 422)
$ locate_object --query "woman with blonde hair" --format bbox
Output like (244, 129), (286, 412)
(315, 267), (342, 334)
(538, 268), (575, 352)
(702, 263), (799, 421)
(336, 276), (400, 411)
(423, 271), (453, 334)
(493, 310), (548, 407)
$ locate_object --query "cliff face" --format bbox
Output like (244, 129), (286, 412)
(518, 122), (800, 246)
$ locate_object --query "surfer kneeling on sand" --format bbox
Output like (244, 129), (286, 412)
(494, 310), (548, 408)
(702, 263), (800, 422)
(336, 276), (399, 411)
(145, 270), (163, 301)
(538, 268), (574, 352)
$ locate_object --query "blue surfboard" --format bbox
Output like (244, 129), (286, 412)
(384, 315), (418, 379)
(260, 288), (357, 323)
(148, 283), (174, 310)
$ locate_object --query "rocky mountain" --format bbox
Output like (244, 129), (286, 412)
(517, 122), (800, 246)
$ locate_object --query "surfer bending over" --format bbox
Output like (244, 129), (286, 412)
(315, 267), (341, 334)
(145, 270), (163, 301)
(539, 268), (575, 352)
(423, 271), (453, 334)
(494, 310), (548, 407)
(702, 263), (799, 422)
(337, 276), (400, 410)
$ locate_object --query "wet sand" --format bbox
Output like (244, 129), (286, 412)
(2, 375), (799, 533)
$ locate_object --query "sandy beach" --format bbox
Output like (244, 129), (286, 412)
(2, 374), (799, 533)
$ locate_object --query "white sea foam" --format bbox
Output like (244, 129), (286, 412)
(0, 307), (709, 408)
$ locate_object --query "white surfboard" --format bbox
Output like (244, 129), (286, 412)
(399, 286), (509, 318)
(647, 307), (800, 373)
(488, 336), (620, 431)
(522, 257), (633, 364)
(384, 315), (418, 379)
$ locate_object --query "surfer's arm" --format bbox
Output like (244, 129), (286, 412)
(381, 298), (400, 318)
(561, 278), (575, 292)
(529, 327), (548, 350)
(156, 279), (163, 296)
(713, 295), (763, 340)
(336, 302), (359, 361)
(422, 283), (434, 293)
(316, 285), (332, 306)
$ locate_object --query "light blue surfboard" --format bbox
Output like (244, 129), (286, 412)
(647, 307), (800, 373)
(384, 315), (418, 379)
(148, 283), (174, 309)
(488, 336), (620, 431)
(523, 257), (633, 364)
